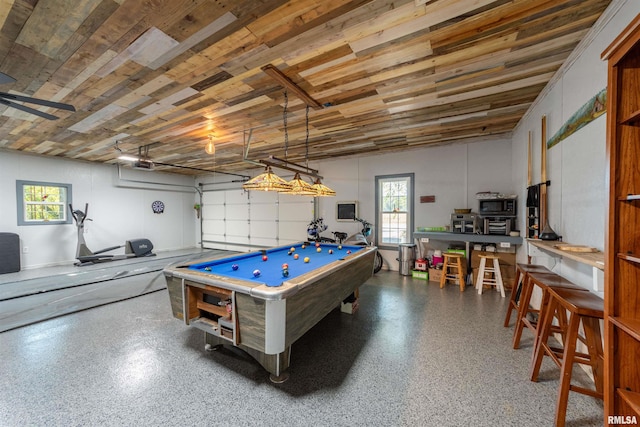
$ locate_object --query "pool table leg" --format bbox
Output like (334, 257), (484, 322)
(204, 332), (292, 383)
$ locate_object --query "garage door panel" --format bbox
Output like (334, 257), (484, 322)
(250, 203), (277, 220)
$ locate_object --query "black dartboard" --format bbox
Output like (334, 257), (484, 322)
(151, 200), (165, 214)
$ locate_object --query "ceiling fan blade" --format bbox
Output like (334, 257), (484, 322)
(0, 72), (16, 85)
(0, 98), (60, 120)
(0, 92), (75, 111)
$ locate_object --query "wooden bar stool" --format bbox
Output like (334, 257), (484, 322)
(503, 263), (550, 327)
(439, 253), (466, 292)
(512, 271), (589, 350)
(529, 287), (604, 427)
(475, 254), (505, 297)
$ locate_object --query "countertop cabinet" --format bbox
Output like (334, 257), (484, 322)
(602, 14), (640, 423)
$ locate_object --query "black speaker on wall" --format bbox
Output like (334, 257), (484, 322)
(0, 233), (20, 274)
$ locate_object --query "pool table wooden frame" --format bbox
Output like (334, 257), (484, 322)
(163, 244), (377, 382)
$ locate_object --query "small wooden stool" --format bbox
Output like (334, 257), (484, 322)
(529, 287), (604, 427)
(503, 263), (550, 327)
(512, 271), (589, 350)
(475, 254), (505, 297)
(439, 253), (466, 292)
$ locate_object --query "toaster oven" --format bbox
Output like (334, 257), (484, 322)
(482, 217), (514, 235)
(451, 213), (479, 234)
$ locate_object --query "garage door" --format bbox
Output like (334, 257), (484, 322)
(201, 188), (314, 251)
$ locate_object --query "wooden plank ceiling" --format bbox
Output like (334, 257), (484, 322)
(0, 0), (612, 175)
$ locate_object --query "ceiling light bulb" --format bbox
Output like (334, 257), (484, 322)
(205, 135), (215, 155)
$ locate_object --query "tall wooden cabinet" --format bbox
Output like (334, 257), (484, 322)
(602, 14), (640, 423)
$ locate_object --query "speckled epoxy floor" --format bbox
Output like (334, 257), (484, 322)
(0, 271), (603, 426)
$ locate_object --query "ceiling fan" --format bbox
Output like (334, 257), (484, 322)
(0, 71), (76, 120)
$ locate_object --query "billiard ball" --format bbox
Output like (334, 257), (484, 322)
(347, 250), (352, 254)
(301, 244), (306, 249)
(338, 245), (342, 250)
(294, 254), (299, 260)
(315, 242), (320, 248)
(328, 249), (333, 254)
(253, 269), (261, 277)
(290, 247), (295, 252)
(316, 247), (322, 253)
(287, 251), (292, 256)
(282, 263), (289, 269)
(282, 269), (289, 278)
(231, 264), (239, 271)
(262, 255), (268, 261)
(204, 266), (211, 271)
(304, 257), (310, 263)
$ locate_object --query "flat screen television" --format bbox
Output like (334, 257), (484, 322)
(336, 201), (357, 222)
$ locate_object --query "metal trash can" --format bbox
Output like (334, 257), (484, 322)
(397, 243), (416, 276)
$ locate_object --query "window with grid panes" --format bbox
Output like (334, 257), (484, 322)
(375, 174), (413, 247)
(16, 180), (72, 225)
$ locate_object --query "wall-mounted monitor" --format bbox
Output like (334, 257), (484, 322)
(336, 201), (357, 222)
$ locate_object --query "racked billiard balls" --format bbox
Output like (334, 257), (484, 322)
(231, 264), (239, 271)
(304, 257), (310, 263)
(253, 269), (261, 277)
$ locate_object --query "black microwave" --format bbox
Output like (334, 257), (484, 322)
(478, 198), (517, 216)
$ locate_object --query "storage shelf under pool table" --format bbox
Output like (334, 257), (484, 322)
(186, 281), (237, 344)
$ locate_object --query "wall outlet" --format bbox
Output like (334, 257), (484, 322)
(23, 246), (29, 253)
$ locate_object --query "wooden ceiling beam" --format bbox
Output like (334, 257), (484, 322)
(261, 64), (323, 110)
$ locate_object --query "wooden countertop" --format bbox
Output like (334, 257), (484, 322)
(527, 239), (605, 270)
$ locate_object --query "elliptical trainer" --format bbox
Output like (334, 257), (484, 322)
(69, 203), (155, 266)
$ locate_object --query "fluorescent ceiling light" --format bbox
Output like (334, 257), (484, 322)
(118, 155), (139, 162)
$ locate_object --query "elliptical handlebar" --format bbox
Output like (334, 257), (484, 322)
(69, 203), (90, 225)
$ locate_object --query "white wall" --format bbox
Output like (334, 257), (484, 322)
(312, 137), (514, 270)
(511, 0), (639, 292)
(1, 150), (198, 269)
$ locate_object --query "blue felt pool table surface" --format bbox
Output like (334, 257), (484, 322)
(188, 243), (365, 287)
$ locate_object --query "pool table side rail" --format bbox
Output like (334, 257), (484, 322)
(165, 268), (270, 298)
(250, 246), (376, 299)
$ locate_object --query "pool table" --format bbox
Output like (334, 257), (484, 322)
(163, 242), (377, 382)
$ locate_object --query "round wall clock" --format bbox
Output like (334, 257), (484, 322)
(152, 200), (165, 214)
